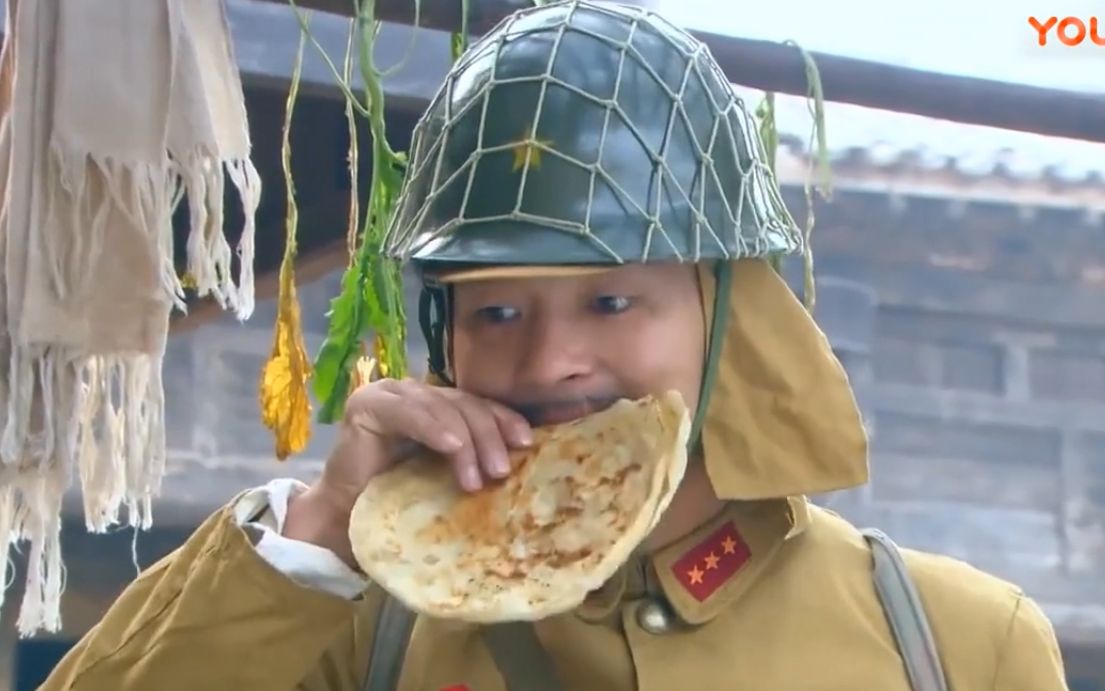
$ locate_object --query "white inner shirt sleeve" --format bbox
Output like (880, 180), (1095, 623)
(232, 478), (369, 600)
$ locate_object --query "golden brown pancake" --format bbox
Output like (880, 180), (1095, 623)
(348, 391), (690, 622)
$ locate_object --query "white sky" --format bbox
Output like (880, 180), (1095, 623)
(651, 0), (1105, 176)
(659, 0), (1102, 93)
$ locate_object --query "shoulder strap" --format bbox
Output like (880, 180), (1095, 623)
(861, 528), (950, 691)
(481, 622), (564, 691)
(361, 595), (417, 691)
(361, 595), (564, 691)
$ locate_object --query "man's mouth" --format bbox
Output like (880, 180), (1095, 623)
(513, 396), (622, 427)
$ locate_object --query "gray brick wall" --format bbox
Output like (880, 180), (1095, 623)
(872, 334), (1005, 393)
(787, 186), (1105, 645)
(1030, 350), (1105, 403)
(869, 412), (1062, 510)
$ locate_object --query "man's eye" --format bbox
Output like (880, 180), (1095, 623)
(593, 295), (633, 314)
(476, 306), (520, 323)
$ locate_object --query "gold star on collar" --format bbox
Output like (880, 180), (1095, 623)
(510, 124), (553, 172)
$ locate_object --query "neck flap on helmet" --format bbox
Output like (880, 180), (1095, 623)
(695, 259), (868, 499)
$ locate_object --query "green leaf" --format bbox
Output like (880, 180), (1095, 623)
(312, 265), (369, 422)
(451, 33), (466, 62)
(314, 271), (358, 382)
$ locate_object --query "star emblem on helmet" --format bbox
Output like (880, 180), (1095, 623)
(510, 123), (553, 172)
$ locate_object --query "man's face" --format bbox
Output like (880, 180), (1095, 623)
(450, 262), (705, 427)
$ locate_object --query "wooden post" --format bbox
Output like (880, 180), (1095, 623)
(270, 0), (1105, 144)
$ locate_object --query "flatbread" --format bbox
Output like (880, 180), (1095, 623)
(348, 390), (691, 622)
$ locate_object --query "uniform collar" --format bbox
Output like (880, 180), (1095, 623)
(647, 495), (811, 625)
(574, 548), (652, 623)
(573, 495), (810, 626)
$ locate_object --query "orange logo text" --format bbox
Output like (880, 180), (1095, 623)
(1029, 16), (1105, 46)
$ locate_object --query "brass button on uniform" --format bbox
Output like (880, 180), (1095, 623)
(635, 599), (672, 634)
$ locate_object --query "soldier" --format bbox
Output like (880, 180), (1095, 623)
(42, 2), (1069, 690)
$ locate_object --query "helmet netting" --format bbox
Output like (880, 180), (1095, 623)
(383, 0), (803, 264)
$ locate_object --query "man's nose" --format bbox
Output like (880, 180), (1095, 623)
(514, 312), (595, 387)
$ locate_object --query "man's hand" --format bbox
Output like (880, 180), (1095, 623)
(283, 379), (534, 567)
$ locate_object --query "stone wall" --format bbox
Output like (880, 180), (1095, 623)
(783, 187), (1105, 655)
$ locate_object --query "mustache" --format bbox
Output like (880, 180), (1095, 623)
(508, 395), (625, 426)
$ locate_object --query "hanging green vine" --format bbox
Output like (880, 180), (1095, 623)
(288, 0), (415, 424)
(755, 91), (781, 274)
(342, 18), (361, 266)
(451, 0), (471, 61)
(753, 41), (831, 312)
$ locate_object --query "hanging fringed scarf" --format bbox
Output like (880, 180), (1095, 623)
(0, 0), (258, 635)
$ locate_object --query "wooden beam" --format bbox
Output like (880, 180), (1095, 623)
(265, 0), (1105, 144)
(288, 0), (533, 34)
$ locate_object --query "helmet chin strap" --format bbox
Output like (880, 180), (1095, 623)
(417, 259), (733, 447)
(418, 282), (454, 386)
(687, 260), (732, 454)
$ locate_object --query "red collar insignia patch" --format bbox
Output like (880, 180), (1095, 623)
(439, 686), (471, 691)
(671, 521), (751, 601)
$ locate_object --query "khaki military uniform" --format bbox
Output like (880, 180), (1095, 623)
(41, 486), (1066, 691)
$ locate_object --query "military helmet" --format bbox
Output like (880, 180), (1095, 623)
(382, 0), (804, 271)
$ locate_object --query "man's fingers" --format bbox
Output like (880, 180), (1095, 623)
(401, 386), (487, 492)
(486, 401), (534, 448)
(352, 389), (464, 458)
(437, 388), (534, 449)
(345, 379), (536, 494)
(452, 399), (513, 481)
